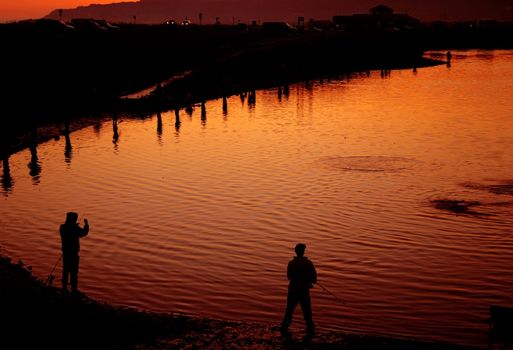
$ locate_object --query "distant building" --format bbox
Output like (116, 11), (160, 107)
(308, 19), (336, 31)
(478, 19), (498, 29)
(333, 5), (420, 32)
(369, 5), (394, 16)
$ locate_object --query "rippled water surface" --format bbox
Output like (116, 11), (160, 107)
(2, 50), (513, 347)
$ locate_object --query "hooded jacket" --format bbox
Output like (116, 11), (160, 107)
(60, 222), (89, 254)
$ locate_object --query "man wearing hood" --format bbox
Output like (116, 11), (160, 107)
(60, 212), (89, 294)
(280, 243), (317, 333)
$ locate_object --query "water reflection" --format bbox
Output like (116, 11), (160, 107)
(185, 105), (193, 117)
(156, 111), (163, 144)
(174, 108), (181, 135)
(2, 51), (513, 348)
(110, 114), (119, 153)
(112, 113), (119, 142)
(248, 90), (256, 108)
(283, 84), (290, 99)
(28, 144), (41, 184)
(222, 96), (228, 116)
(201, 101), (207, 127)
(94, 122), (102, 137)
(380, 69), (391, 78)
(239, 92), (246, 105)
(27, 126), (41, 184)
(1, 156), (14, 194)
(64, 121), (73, 164)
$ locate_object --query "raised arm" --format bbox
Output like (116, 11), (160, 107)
(79, 219), (89, 237)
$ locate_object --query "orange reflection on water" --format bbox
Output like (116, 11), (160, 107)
(1, 50), (513, 347)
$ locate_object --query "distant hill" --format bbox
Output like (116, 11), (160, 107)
(45, 0), (341, 24)
(45, 0), (513, 24)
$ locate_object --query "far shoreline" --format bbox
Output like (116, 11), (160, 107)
(0, 51), (444, 161)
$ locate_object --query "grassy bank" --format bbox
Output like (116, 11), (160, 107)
(0, 254), (481, 350)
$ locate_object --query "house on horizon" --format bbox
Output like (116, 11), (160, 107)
(333, 5), (420, 32)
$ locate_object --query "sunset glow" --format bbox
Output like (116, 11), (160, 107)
(1, 0), (513, 346)
(2, 0), (513, 22)
(2, 51), (513, 346)
(0, 1), (137, 22)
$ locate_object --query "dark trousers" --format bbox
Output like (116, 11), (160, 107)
(282, 289), (314, 329)
(62, 253), (80, 292)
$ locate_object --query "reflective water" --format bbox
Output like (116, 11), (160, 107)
(2, 50), (513, 347)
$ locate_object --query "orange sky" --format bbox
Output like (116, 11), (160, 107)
(2, 0), (513, 23)
(0, 1), (137, 22)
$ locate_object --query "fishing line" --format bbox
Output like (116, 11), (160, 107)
(316, 281), (347, 306)
(46, 253), (62, 286)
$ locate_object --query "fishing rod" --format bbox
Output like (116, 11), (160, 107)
(46, 253), (62, 286)
(316, 281), (347, 306)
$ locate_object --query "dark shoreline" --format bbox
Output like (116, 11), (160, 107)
(0, 254), (481, 350)
(0, 63), (438, 162)
(7, 17), (513, 158)
(0, 55), (443, 161)
(0, 24), (449, 158)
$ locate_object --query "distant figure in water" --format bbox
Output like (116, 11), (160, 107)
(60, 212), (89, 294)
(280, 243), (317, 334)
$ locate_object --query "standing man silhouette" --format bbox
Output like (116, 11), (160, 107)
(280, 243), (317, 334)
(60, 212), (89, 294)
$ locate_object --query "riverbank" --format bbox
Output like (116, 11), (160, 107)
(0, 254), (481, 350)
(1, 19), (512, 138)
(118, 29), (443, 113)
(0, 23), (441, 159)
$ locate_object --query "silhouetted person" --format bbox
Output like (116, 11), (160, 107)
(60, 212), (89, 294)
(281, 243), (317, 334)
